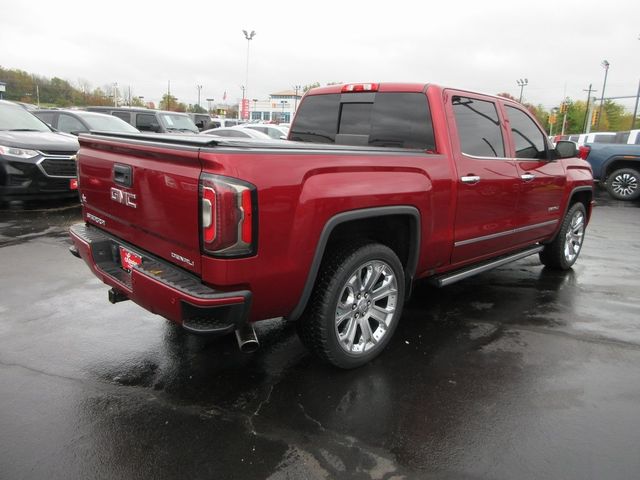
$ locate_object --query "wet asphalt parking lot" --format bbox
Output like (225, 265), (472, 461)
(1, 190), (639, 480)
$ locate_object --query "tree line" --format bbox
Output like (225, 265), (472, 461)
(1, 66), (637, 132)
(0, 66), (208, 113)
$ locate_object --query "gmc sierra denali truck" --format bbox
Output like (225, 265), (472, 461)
(70, 83), (594, 368)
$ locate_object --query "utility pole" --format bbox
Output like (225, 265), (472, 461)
(293, 84), (301, 113)
(596, 60), (610, 130)
(167, 80), (171, 111)
(582, 84), (597, 133)
(632, 79), (640, 130)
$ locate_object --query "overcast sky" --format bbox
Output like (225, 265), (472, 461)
(1, 0), (639, 111)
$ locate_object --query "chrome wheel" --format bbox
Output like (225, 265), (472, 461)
(334, 260), (398, 355)
(563, 210), (585, 263)
(611, 172), (638, 198)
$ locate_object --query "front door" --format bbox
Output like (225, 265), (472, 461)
(502, 104), (565, 244)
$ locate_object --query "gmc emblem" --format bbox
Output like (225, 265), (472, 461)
(110, 187), (137, 208)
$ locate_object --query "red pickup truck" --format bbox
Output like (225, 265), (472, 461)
(70, 83), (594, 368)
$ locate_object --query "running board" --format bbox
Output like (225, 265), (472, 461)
(430, 245), (544, 288)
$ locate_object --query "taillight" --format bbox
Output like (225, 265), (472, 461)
(578, 145), (591, 160)
(341, 83), (379, 93)
(199, 173), (257, 257)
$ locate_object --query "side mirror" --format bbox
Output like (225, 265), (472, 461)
(554, 140), (578, 159)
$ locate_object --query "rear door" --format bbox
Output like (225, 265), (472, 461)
(502, 104), (565, 244)
(447, 92), (521, 264)
(78, 136), (203, 273)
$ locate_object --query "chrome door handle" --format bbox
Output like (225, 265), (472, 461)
(461, 175), (481, 184)
(521, 173), (536, 182)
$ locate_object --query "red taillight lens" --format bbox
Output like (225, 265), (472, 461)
(341, 83), (379, 93)
(199, 173), (257, 257)
(578, 145), (591, 160)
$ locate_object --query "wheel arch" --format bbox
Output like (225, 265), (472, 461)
(603, 157), (640, 179)
(287, 206), (420, 321)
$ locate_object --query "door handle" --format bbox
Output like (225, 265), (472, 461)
(520, 173), (536, 182)
(461, 175), (481, 185)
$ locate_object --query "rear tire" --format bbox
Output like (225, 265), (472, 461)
(605, 168), (640, 201)
(297, 242), (405, 369)
(539, 203), (587, 270)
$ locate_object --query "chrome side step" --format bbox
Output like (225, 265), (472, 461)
(430, 245), (544, 288)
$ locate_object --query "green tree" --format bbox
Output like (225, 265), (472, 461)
(159, 94), (179, 111)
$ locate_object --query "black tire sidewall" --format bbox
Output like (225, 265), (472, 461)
(605, 168), (640, 201)
(322, 244), (405, 369)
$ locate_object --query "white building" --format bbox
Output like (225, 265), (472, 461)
(239, 89), (303, 124)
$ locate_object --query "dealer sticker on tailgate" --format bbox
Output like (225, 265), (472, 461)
(119, 246), (142, 272)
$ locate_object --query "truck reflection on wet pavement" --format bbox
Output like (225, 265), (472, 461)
(1, 191), (639, 479)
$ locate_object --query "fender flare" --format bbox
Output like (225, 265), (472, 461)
(287, 206), (421, 321)
(602, 155), (640, 180)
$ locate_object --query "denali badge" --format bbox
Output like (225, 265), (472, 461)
(87, 213), (106, 225)
(171, 252), (195, 267)
(111, 187), (137, 208)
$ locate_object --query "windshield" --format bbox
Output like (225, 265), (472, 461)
(159, 113), (199, 133)
(82, 113), (139, 133)
(0, 102), (51, 132)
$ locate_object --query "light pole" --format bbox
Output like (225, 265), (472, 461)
(196, 85), (203, 109)
(242, 29), (256, 101)
(293, 84), (301, 113)
(113, 82), (119, 107)
(517, 78), (528, 103)
(596, 60), (609, 130)
(280, 100), (287, 123)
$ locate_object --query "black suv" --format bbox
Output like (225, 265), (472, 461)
(0, 100), (79, 201)
(85, 107), (199, 134)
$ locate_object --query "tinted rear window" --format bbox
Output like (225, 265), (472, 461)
(291, 92), (435, 150)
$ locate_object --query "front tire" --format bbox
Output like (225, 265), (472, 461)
(539, 202), (587, 270)
(605, 168), (640, 201)
(297, 242), (405, 369)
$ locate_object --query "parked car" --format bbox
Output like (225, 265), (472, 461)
(561, 132), (617, 146)
(612, 129), (640, 145)
(0, 100), (79, 201)
(580, 142), (640, 200)
(201, 126), (271, 139)
(209, 118), (243, 128)
(187, 113), (216, 131)
(34, 109), (140, 135)
(85, 107), (199, 134)
(242, 124), (289, 139)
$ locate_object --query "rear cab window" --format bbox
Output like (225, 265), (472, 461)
(291, 91), (435, 151)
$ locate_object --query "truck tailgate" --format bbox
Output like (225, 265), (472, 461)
(77, 135), (203, 274)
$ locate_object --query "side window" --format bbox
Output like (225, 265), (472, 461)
(136, 114), (159, 131)
(452, 96), (505, 157)
(112, 111), (131, 123)
(58, 114), (87, 133)
(35, 112), (55, 127)
(505, 106), (547, 159)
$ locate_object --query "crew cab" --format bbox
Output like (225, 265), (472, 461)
(69, 82), (594, 368)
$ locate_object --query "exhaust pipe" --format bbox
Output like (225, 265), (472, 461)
(235, 324), (259, 353)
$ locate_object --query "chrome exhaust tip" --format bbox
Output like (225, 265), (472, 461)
(235, 324), (259, 353)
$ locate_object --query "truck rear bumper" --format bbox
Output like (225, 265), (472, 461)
(69, 223), (251, 335)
